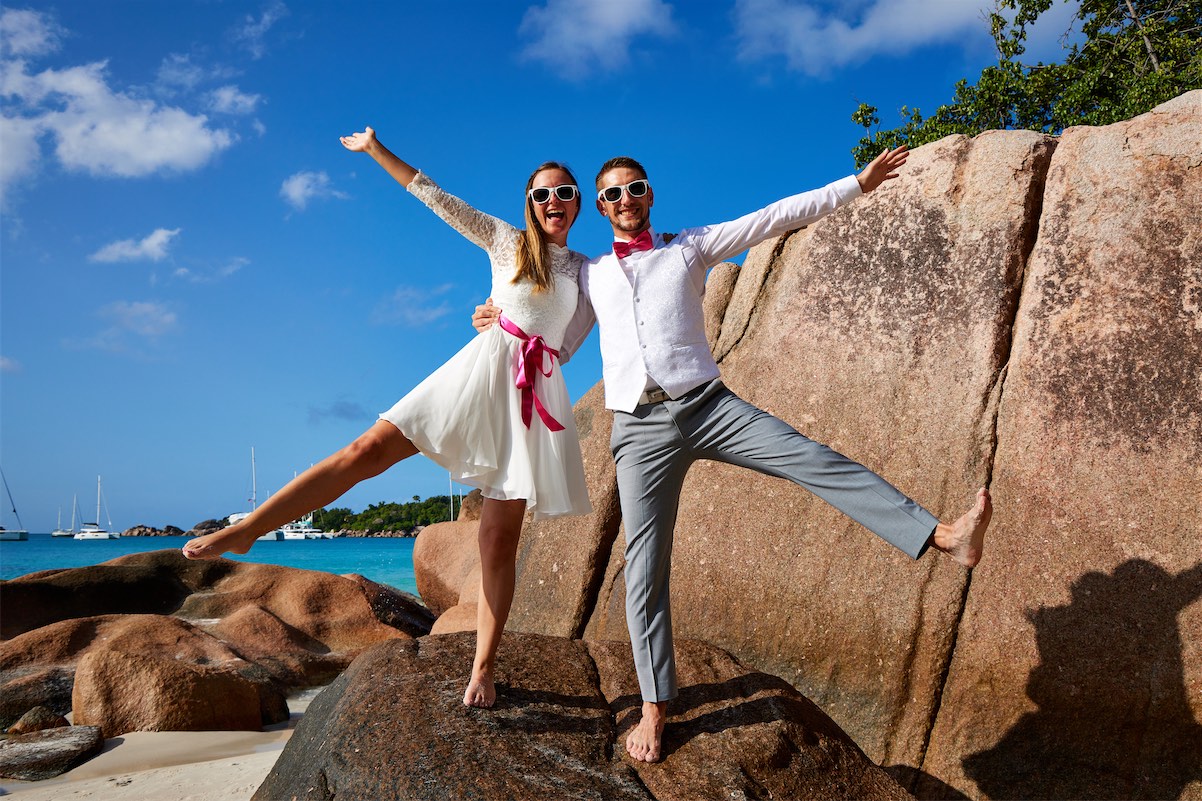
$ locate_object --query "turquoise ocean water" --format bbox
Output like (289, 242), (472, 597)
(0, 533), (419, 596)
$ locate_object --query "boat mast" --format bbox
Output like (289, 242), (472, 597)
(0, 466), (26, 531)
(250, 447), (257, 511)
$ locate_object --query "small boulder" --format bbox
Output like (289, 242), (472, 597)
(0, 725), (104, 781)
(6, 705), (68, 735)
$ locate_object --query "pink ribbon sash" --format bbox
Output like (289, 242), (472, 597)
(498, 314), (565, 432)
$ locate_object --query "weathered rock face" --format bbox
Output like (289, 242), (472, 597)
(0, 550), (432, 732)
(405, 93), (1200, 800)
(586, 128), (1057, 770)
(6, 706), (68, 735)
(1, 613), (288, 736)
(0, 725), (103, 781)
(254, 633), (910, 801)
(411, 520), (479, 618)
(918, 91), (1202, 801)
(72, 647), (268, 738)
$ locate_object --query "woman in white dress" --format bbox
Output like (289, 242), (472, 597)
(184, 127), (591, 708)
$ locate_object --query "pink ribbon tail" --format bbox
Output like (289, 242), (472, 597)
(498, 315), (565, 432)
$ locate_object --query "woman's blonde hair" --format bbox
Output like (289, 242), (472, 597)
(514, 162), (580, 293)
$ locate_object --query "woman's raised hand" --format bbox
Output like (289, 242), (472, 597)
(340, 126), (377, 152)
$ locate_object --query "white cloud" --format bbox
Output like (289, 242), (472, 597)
(173, 256), (248, 283)
(0, 7), (63, 58)
(101, 300), (177, 337)
(0, 112), (42, 208)
(208, 84), (260, 114)
(520, 0), (676, 78)
(233, 2), (289, 59)
(371, 284), (455, 327)
(3, 58), (235, 180)
(734, 0), (990, 75)
(280, 170), (347, 211)
(1, 10), (239, 202)
(67, 300), (179, 352)
(155, 53), (207, 92)
(90, 228), (181, 263)
(0, 355), (20, 372)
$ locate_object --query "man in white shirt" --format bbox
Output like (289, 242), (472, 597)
(475, 146), (991, 763)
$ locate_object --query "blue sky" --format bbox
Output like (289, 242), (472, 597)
(0, 0), (1081, 533)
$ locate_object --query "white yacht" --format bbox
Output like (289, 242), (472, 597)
(281, 512), (328, 539)
(51, 495), (79, 537)
(74, 476), (119, 539)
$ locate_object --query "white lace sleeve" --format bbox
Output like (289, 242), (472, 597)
(407, 171), (516, 255)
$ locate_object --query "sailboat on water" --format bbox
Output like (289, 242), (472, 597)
(228, 448), (283, 541)
(0, 467), (29, 541)
(51, 494), (79, 537)
(74, 476), (119, 539)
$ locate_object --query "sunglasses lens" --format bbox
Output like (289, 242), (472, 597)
(530, 188), (551, 204)
(554, 185), (577, 202)
(628, 180), (648, 197)
(602, 186), (623, 203)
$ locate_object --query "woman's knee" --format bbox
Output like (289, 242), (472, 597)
(477, 500), (525, 561)
(338, 424), (408, 477)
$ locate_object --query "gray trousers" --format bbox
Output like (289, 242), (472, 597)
(611, 379), (938, 703)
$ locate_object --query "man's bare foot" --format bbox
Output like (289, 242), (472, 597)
(181, 525), (256, 560)
(463, 668), (496, 708)
(626, 701), (667, 763)
(933, 487), (992, 568)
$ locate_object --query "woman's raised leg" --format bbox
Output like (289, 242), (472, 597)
(463, 497), (528, 708)
(183, 420), (418, 560)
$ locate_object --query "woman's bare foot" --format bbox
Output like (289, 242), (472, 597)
(933, 487), (992, 568)
(182, 525), (257, 560)
(626, 701), (667, 763)
(463, 667), (496, 708)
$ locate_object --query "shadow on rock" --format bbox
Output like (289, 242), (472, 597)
(964, 559), (1202, 799)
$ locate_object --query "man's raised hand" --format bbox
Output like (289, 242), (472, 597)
(856, 145), (909, 193)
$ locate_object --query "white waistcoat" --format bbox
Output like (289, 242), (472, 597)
(562, 175), (863, 412)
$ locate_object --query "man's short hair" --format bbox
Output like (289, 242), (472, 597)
(595, 156), (648, 189)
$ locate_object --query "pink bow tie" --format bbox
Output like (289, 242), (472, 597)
(613, 230), (653, 259)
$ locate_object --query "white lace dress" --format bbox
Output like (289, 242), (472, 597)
(379, 172), (592, 519)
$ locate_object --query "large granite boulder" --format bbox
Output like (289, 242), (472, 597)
(72, 647), (269, 738)
(411, 520), (479, 618)
(0, 550), (432, 730)
(0, 725), (104, 781)
(406, 92), (1200, 801)
(0, 613), (288, 735)
(918, 90), (1202, 800)
(254, 632), (910, 801)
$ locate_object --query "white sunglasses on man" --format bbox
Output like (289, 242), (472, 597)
(597, 179), (651, 203)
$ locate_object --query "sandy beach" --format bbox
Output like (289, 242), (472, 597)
(0, 691), (318, 800)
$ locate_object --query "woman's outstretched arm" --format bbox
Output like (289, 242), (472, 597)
(341, 126), (417, 188)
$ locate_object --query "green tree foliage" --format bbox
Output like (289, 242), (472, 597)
(311, 494), (459, 534)
(852, 0), (1202, 167)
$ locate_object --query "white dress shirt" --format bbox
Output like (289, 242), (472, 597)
(561, 175), (863, 412)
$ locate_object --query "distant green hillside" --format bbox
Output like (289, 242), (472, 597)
(312, 495), (460, 534)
